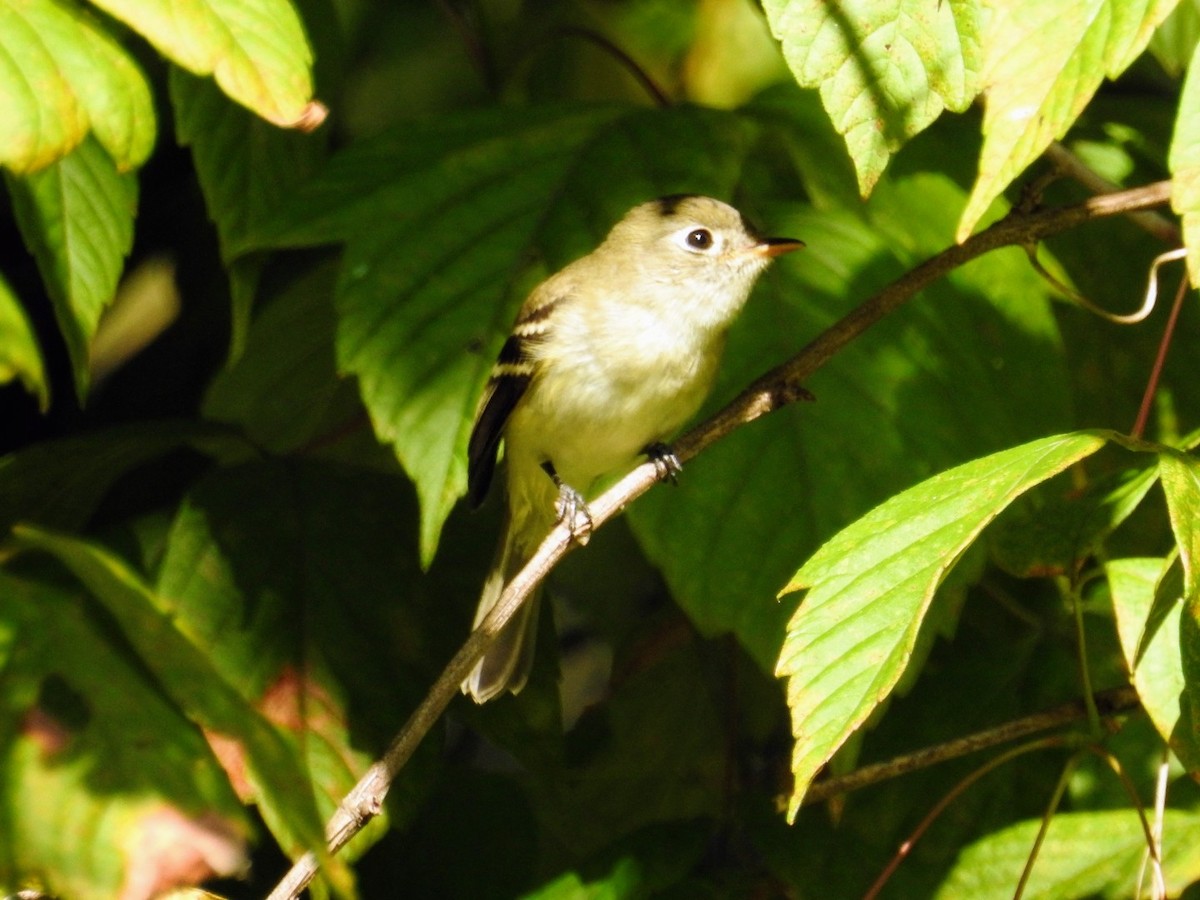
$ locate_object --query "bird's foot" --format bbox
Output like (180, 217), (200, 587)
(541, 461), (593, 544)
(643, 442), (683, 485)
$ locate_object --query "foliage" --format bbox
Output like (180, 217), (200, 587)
(2, 0), (1200, 897)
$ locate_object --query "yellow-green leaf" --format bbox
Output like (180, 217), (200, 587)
(86, 0), (323, 128)
(0, 0), (155, 173)
(1171, 40), (1200, 285)
(0, 274), (48, 410)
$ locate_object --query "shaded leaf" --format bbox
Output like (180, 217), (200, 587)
(776, 432), (1108, 818)
(0, 0), (155, 173)
(5, 136), (137, 401)
(762, 0), (982, 194)
(88, 0), (322, 128)
(0, 419), (251, 538)
(934, 809), (1200, 899)
(0, 275), (47, 410)
(959, 0), (1177, 240)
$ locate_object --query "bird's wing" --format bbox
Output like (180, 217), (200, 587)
(467, 291), (566, 507)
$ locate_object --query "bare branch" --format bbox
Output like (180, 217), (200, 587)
(265, 179), (1173, 899)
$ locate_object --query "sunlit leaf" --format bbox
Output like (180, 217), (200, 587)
(935, 809), (1200, 899)
(959, 0), (1177, 240)
(0, 275), (47, 410)
(0, 0), (155, 173)
(1170, 40), (1200, 285)
(762, 0), (982, 193)
(1109, 557), (1186, 749)
(87, 0), (323, 128)
(776, 432), (1108, 818)
(5, 136), (136, 401)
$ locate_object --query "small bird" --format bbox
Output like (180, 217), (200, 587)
(462, 194), (803, 703)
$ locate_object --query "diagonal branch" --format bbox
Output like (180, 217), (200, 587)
(265, 179), (1174, 900)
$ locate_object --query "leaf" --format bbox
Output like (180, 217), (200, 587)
(8, 525), (344, 887)
(87, 0), (323, 128)
(5, 136), (137, 401)
(153, 459), (457, 834)
(0, 275), (47, 410)
(202, 260), (351, 453)
(991, 464), (1160, 578)
(630, 171), (1072, 672)
(170, 67), (328, 353)
(1150, 0), (1200, 76)
(254, 104), (760, 564)
(1161, 449), (1200, 603)
(958, 0), (1177, 240)
(775, 431), (1108, 818)
(1108, 557), (1187, 752)
(761, 0), (982, 194)
(1170, 40), (1200, 286)
(0, 0), (155, 173)
(1160, 448), (1200, 771)
(0, 419), (250, 538)
(934, 809), (1200, 899)
(0, 572), (248, 900)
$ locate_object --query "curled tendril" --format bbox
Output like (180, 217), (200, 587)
(1025, 245), (1189, 324)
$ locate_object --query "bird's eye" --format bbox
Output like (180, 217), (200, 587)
(686, 228), (714, 250)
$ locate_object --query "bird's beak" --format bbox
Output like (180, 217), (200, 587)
(753, 237), (805, 258)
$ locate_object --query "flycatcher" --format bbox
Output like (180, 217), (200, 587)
(463, 194), (803, 703)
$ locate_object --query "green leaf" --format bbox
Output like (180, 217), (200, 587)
(202, 260), (351, 452)
(1109, 557), (1187, 751)
(170, 67), (328, 353)
(0, 419), (250, 539)
(170, 67), (327, 261)
(1160, 448), (1200, 772)
(87, 0), (321, 128)
(630, 173), (1071, 672)
(935, 809), (1200, 899)
(9, 525), (343, 886)
(0, 572), (249, 900)
(761, 0), (982, 194)
(0, 0), (155, 173)
(992, 465), (1160, 578)
(1161, 449), (1200, 602)
(5, 136), (137, 401)
(776, 431), (1108, 818)
(1170, 40), (1200, 286)
(0, 275), (47, 410)
(1150, 0), (1200, 76)
(959, 0), (1177, 240)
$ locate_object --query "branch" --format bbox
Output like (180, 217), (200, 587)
(802, 685), (1141, 806)
(264, 179), (1173, 899)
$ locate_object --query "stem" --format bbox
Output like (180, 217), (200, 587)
(1014, 754), (1081, 900)
(1132, 270), (1191, 439)
(1067, 574), (1102, 738)
(863, 737), (1071, 900)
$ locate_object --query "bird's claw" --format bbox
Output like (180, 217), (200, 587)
(644, 442), (683, 485)
(555, 483), (593, 544)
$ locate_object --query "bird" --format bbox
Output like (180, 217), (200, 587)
(462, 194), (803, 703)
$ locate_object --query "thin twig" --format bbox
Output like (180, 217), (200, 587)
(863, 736), (1072, 900)
(264, 181), (1172, 899)
(1014, 753), (1082, 900)
(1132, 265), (1191, 439)
(801, 685), (1140, 806)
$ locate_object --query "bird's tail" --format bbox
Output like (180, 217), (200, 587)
(462, 507), (543, 703)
